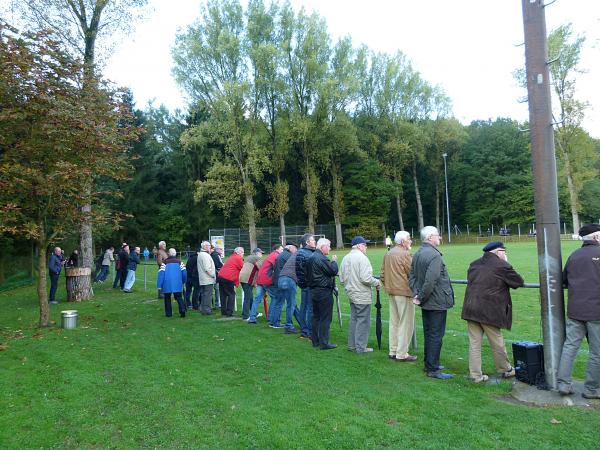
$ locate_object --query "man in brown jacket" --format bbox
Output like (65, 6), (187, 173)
(381, 230), (417, 362)
(461, 241), (524, 382)
(157, 240), (169, 299)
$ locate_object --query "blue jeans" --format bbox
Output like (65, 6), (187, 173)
(123, 269), (136, 291)
(422, 309), (448, 373)
(278, 276), (297, 329)
(299, 288), (313, 336)
(266, 285), (283, 325)
(95, 265), (109, 282)
(249, 285), (268, 322)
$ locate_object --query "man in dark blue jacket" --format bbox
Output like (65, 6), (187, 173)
(296, 234), (316, 339)
(122, 246), (140, 292)
(48, 247), (63, 304)
(306, 238), (338, 350)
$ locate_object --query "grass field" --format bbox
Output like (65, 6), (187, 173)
(1, 241), (598, 449)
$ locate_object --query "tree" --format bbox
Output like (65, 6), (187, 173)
(548, 24), (598, 233)
(0, 23), (138, 326)
(15, 0), (149, 294)
(422, 118), (466, 231)
(173, 0), (270, 250)
(280, 3), (330, 234)
(453, 119), (534, 227)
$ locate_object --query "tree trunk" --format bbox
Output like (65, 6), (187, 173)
(395, 191), (405, 231)
(279, 213), (286, 245)
(36, 243), (50, 328)
(334, 212), (344, 249)
(563, 153), (580, 234)
(245, 190), (258, 250)
(66, 267), (92, 301)
(382, 223), (387, 246)
(305, 164), (316, 235)
(331, 163), (344, 249)
(413, 161), (424, 230)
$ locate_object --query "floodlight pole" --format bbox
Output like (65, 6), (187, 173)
(443, 153), (451, 243)
(521, 0), (565, 390)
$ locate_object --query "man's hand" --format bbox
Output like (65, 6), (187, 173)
(331, 255), (337, 262)
(412, 296), (420, 305)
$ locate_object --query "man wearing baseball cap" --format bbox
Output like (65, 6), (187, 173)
(557, 224), (600, 399)
(461, 241), (524, 382)
(340, 236), (381, 353)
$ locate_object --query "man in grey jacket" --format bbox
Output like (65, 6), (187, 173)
(340, 236), (381, 353)
(409, 226), (455, 380)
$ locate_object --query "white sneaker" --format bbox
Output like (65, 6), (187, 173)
(257, 312), (263, 318)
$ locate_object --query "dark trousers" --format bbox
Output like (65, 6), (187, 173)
(241, 282), (254, 319)
(112, 268), (122, 288)
(164, 292), (186, 317)
(218, 278), (236, 316)
(422, 309), (448, 373)
(185, 278), (200, 309)
(49, 272), (59, 302)
(311, 287), (334, 347)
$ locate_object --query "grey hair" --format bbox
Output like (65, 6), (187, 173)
(394, 230), (411, 245)
(234, 247), (244, 255)
(582, 232), (600, 241)
(420, 226), (439, 242)
(201, 241), (211, 250)
(159, 240), (166, 249)
(168, 248), (177, 257)
(316, 238), (331, 250)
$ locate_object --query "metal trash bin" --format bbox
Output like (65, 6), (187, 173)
(61, 310), (78, 329)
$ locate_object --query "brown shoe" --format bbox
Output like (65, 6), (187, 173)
(396, 355), (418, 362)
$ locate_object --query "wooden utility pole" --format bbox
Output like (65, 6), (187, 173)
(521, 0), (565, 390)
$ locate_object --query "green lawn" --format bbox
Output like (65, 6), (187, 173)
(1, 241), (597, 449)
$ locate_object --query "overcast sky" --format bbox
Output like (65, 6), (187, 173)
(19, 0), (600, 135)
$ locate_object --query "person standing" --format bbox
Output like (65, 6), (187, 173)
(306, 238), (338, 350)
(185, 247), (200, 310)
(113, 244), (129, 290)
(340, 236), (381, 353)
(381, 231), (417, 362)
(239, 248), (263, 320)
(296, 234), (316, 339)
(48, 246), (63, 304)
(461, 241), (524, 382)
(247, 244), (283, 324)
(409, 226), (454, 380)
(66, 249), (79, 268)
(157, 248), (188, 318)
(557, 224), (600, 399)
(95, 246), (114, 283)
(197, 241), (216, 315)
(275, 243), (299, 333)
(211, 245), (224, 309)
(122, 246), (140, 292)
(157, 240), (168, 299)
(217, 247), (245, 317)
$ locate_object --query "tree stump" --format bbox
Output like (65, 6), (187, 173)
(65, 267), (92, 302)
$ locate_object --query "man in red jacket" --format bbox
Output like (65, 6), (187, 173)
(217, 247), (245, 317)
(247, 244), (283, 324)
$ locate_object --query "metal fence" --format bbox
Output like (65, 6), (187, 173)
(209, 224), (336, 254)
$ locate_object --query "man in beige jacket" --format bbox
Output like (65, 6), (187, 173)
(381, 230), (417, 362)
(197, 241), (216, 315)
(340, 236), (381, 353)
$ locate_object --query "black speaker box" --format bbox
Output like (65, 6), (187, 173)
(512, 341), (544, 385)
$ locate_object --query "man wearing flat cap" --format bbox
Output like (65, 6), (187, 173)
(340, 236), (381, 353)
(557, 224), (600, 399)
(461, 241), (524, 382)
